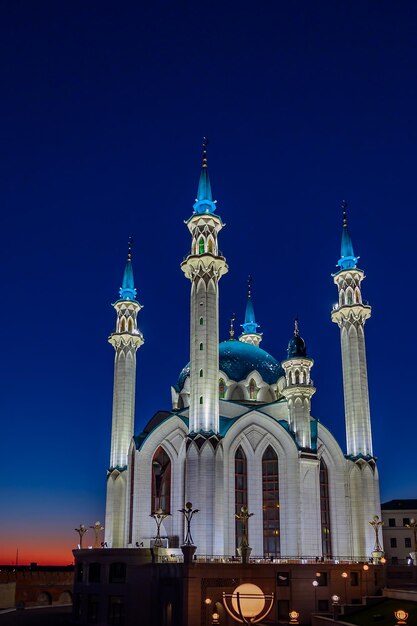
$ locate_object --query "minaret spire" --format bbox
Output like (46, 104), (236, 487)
(193, 137), (216, 214)
(338, 201), (358, 270)
(331, 204), (373, 458)
(120, 236), (136, 301)
(105, 244), (144, 548)
(239, 275), (262, 347)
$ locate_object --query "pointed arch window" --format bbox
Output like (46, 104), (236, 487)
(347, 290), (353, 305)
(151, 447), (171, 514)
(128, 317), (133, 333)
(120, 317), (126, 333)
(199, 369), (203, 378)
(199, 342), (204, 351)
(235, 446), (248, 551)
(199, 317), (204, 325)
(249, 378), (257, 400)
(208, 238), (214, 253)
(355, 289), (360, 304)
(219, 378), (225, 399)
(320, 458), (332, 557)
(199, 396), (203, 404)
(262, 446), (280, 556)
(198, 238), (205, 254)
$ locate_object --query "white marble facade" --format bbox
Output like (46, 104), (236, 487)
(104, 156), (382, 559)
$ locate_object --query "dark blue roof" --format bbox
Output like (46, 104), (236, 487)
(175, 340), (284, 391)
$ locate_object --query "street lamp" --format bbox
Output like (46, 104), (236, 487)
(74, 524), (88, 549)
(223, 583), (274, 624)
(363, 564), (369, 596)
(368, 515), (384, 562)
(312, 580), (319, 612)
(331, 595), (340, 621)
(150, 508), (170, 547)
(211, 613), (220, 625)
(289, 610), (299, 624)
(405, 518), (417, 564)
(341, 572), (348, 604)
(89, 521), (104, 548)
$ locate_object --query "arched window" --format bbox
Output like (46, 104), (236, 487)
(120, 317), (126, 333)
(347, 290), (353, 305)
(199, 317), (204, 325)
(199, 342), (203, 351)
(199, 396), (203, 404)
(355, 289), (360, 304)
(128, 317), (133, 333)
(208, 238), (214, 253)
(295, 370), (300, 384)
(320, 458), (332, 557)
(199, 369), (203, 377)
(262, 446), (280, 556)
(151, 447), (171, 514)
(235, 446), (248, 551)
(249, 378), (257, 400)
(219, 378), (225, 399)
(199, 238), (205, 254)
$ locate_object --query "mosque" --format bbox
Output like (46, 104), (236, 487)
(103, 145), (382, 560)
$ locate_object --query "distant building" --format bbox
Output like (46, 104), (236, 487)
(381, 500), (417, 565)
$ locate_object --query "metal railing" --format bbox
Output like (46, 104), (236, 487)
(153, 553), (373, 565)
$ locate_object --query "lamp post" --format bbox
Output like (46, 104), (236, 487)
(331, 595), (340, 622)
(150, 508), (170, 547)
(75, 524), (88, 549)
(223, 583), (274, 624)
(312, 580), (319, 613)
(179, 502), (199, 563)
(363, 564), (369, 596)
(368, 515), (384, 563)
(89, 521), (104, 548)
(235, 505), (254, 564)
(341, 572), (348, 604)
(405, 518), (417, 564)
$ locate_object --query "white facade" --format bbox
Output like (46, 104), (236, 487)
(104, 158), (382, 559)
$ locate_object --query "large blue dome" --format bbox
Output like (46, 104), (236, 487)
(175, 340), (284, 391)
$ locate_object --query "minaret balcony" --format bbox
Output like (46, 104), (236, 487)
(331, 303), (371, 326)
(180, 254), (228, 280)
(108, 331), (144, 350)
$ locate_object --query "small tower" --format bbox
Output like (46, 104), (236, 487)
(180, 140), (228, 433)
(281, 320), (316, 449)
(239, 276), (262, 347)
(331, 203), (373, 458)
(105, 240), (144, 548)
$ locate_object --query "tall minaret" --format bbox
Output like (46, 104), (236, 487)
(331, 203), (373, 457)
(239, 276), (262, 347)
(180, 140), (228, 433)
(281, 320), (316, 450)
(105, 239), (144, 547)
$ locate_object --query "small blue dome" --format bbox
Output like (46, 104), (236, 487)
(175, 340), (284, 391)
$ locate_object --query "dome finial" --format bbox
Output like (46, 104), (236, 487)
(229, 313), (236, 339)
(119, 238), (137, 301)
(202, 137), (208, 168)
(127, 235), (133, 261)
(294, 317), (299, 336)
(342, 200), (348, 228)
(247, 274), (252, 298)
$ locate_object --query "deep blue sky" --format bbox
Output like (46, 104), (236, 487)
(1, 1), (416, 563)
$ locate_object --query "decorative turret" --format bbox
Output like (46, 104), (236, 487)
(281, 320), (316, 450)
(105, 239), (144, 547)
(331, 202), (373, 458)
(239, 276), (262, 347)
(180, 140), (228, 433)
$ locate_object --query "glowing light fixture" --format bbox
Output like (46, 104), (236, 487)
(289, 610), (300, 624)
(395, 609), (408, 624)
(223, 583), (274, 624)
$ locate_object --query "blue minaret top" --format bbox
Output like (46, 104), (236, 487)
(241, 276), (260, 334)
(338, 201), (358, 270)
(119, 237), (137, 301)
(193, 138), (217, 215)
